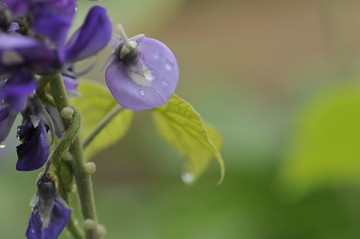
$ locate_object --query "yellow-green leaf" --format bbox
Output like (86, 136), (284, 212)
(279, 84), (360, 197)
(70, 80), (133, 159)
(152, 94), (225, 184)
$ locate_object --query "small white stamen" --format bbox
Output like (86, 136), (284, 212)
(120, 41), (137, 59)
(117, 24), (131, 47)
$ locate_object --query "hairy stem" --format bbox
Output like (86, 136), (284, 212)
(36, 75), (56, 107)
(50, 108), (83, 239)
(49, 73), (99, 239)
(82, 105), (122, 150)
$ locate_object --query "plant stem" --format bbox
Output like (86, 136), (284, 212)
(49, 73), (99, 239)
(57, 179), (84, 239)
(82, 105), (123, 150)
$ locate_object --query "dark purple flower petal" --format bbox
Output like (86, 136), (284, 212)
(0, 69), (36, 111)
(3, 0), (31, 15)
(105, 37), (179, 110)
(31, 0), (76, 49)
(26, 174), (71, 239)
(16, 120), (49, 171)
(65, 6), (112, 63)
(0, 106), (17, 142)
(0, 32), (58, 73)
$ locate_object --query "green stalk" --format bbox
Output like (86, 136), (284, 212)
(82, 105), (122, 150)
(49, 73), (99, 239)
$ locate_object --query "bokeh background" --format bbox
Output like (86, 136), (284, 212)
(2, 0), (360, 238)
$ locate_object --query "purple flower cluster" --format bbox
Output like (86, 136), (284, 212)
(0, 0), (180, 238)
(0, 0), (112, 170)
(0, 0), (112, 238)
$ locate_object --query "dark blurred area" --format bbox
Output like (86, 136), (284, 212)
(2, 0), (360, 238)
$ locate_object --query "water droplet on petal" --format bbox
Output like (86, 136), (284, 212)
(181, 172), (195, 184)
(144, 69), (153, 81)
(139, 90), (146, 96)
(161, 79), (169, 87)
(165, 60), (173, 70)
(152, 49), (160, 59)
(0, 142), (5, 149)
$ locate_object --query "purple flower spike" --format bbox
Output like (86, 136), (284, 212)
(65, 6), (112, 63)
(16, 120), (49, 171)
(26, 174), (71, 239)
(0, 106), (17, 142)
(105, 31), (179, 110)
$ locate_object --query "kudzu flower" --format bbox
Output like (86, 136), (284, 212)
(104, 24), (179, 111)
(26, 173), (71, 239)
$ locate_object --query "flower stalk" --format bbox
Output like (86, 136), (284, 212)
(49, 73), (99, 239)
(82, 105), (122, 150)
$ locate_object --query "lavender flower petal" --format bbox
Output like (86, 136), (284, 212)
(0, 106), (17, 142)
(16, 120), (49, 171)
(105, 37), (179, 110)
(65, 6), (112, 63)
(62, 75), (79, 97)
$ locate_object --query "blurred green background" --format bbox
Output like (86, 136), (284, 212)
(2, 0), (360, 238)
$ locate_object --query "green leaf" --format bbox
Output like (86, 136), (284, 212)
(279, 84), (360, 197)
(70, 80), (133, 159)
(152, 94), (225, 184)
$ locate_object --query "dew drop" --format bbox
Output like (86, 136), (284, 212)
(152, 49), (160, 59)
(165, 60), (173, 70)
(139, 90), (146, 96)
(161, 79), (169, 87)
(181, 172), (194, 184)
(144, 69), (153, 81)
(0, 142), (5, 149)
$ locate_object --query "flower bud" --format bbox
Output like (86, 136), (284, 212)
(83, 219), (97, 230)
(60, 107), (74, 119)
(85, 162), (97, 174)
